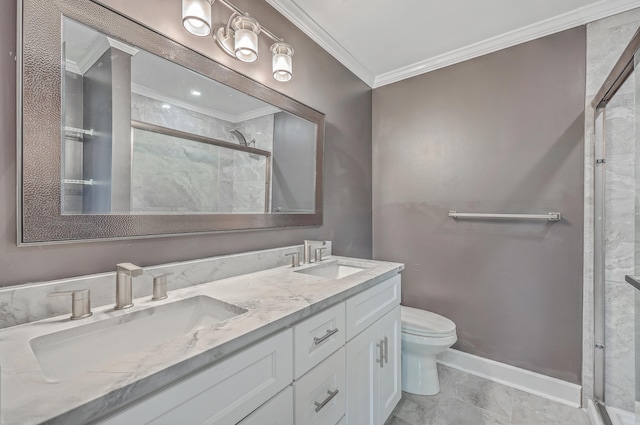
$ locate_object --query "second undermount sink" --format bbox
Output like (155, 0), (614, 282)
(29, 295), (246, 381)
(295, 260), (372, 280)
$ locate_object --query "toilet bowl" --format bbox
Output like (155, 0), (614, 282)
(401, 306), (457, 396)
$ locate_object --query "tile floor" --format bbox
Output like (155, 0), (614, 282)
(386, 365), (590, 425)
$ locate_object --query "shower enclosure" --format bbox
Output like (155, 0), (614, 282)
(593, 27), (640, 425)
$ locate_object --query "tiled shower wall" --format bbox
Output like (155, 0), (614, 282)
(130, 93), (274, 213)
(583, 8), (640, 410)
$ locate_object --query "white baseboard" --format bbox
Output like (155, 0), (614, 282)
(437, 348), (582, 408)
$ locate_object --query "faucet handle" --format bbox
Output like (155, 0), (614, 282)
(314, 247), (327, 262)
(117, 263), (144, 277)
(151, 272), (173, 301)
(285, 252), (301, 267)
(48, 289), (92, 320)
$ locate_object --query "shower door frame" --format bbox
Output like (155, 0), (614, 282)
(591, 25), (640, 425)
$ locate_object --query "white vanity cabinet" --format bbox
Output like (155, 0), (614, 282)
(94, 274), (401, 425)
(345, 276), (402, 425)
(95, 329), (293, 425)
(237, 387), (294, 425)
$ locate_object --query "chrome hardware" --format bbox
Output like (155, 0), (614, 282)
(152, 273), (172, 301)
(595, 343), (605, 350)
(313, 328), (339, 345)
(376, 339), (384, 368)
(448, 211), (562, 222)
(383, 336), (389, 364)
(285, 252), (300, 267)
(48, 289), (92, 320)
(625, 275), (640, 291)
(303, 240), (327, 264)
(314, 389), (339, 413)
(314, 247), (326, 262)
(115, 263), (143, 310)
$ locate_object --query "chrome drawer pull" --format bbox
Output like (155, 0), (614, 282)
(313, 328), (339, 345)
(314, 389), (339, 412)
(384, 336), (389, 364)
(376, 339), (384, 368)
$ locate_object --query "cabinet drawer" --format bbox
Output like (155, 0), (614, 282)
(345, 275), (401, 340)
(294, 347), (346, 425)
(238, 386), (293, 425)
(96, 329), (293, 425)
(294, 302), (345, 379)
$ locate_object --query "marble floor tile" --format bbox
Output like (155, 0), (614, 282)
(452, 369), (513, 418)
(386, 365), (589, 425)
(430, 396), (511, 425)
(510, 388), (589, 425)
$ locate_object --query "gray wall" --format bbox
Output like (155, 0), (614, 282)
(0, 0), (372, 286)
(373, 28), (586, 382)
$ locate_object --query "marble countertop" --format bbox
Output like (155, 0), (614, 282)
(0, 256), (403, 425)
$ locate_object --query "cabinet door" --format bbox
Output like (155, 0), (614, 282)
(95, 329), (293, 425)
(377, 306), (401, 423)
(345, 323), (380, 425)
(345, 275), (401, 341)
(238, 386), (293, 425)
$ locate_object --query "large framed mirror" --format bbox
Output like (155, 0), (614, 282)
(18, 0), (324, 245)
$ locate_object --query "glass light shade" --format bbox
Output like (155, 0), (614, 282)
(270, 42), (294, 82)
(234, 28), (258, 62)
(231, 16), (260, 63)
(182, 0), (212, 37)
(272, 53), (292, 82)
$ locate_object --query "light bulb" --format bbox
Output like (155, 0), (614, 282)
(182, 0), (212, 37)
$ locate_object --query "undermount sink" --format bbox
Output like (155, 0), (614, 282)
(295, 260), (371, 280)
(29, 295), (246, 381)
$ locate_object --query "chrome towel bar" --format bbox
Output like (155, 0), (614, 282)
(448, 211), (561, 222)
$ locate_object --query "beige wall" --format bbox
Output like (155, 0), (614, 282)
(0, 0), (372, 286)
(373, 28), (586, 382)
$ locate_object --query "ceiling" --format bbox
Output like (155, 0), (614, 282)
(265, 0), (640, 88)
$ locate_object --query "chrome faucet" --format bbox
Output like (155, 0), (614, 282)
(303, 240), (327, 264)
(115, 263), (143, 310)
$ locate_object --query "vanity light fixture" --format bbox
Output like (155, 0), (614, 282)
(270, 42), (294, 82)
(182, 0), (214, 37)
(183, 0), (295, 81)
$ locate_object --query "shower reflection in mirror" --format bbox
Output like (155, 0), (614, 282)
(61, 17), (316, 216)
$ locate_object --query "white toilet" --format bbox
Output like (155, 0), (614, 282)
(401, 305), (457, 395)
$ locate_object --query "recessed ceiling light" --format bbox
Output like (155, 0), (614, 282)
(190, 90), (202, 96)
(161, 104), (171, 109)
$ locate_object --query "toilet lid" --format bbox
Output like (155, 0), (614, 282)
(401, 306), (456, 337)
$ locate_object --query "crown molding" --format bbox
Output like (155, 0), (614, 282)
(107, 37), (139, 57)
(263, 0), (375, 87)
(266, 0), (640, 88)
(373, 0), (640, 87)
(131, 83), (277, 124)
(68, 37), (110, 75)
(235, 106), (281, 122)
(64, 60), (82, 75)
